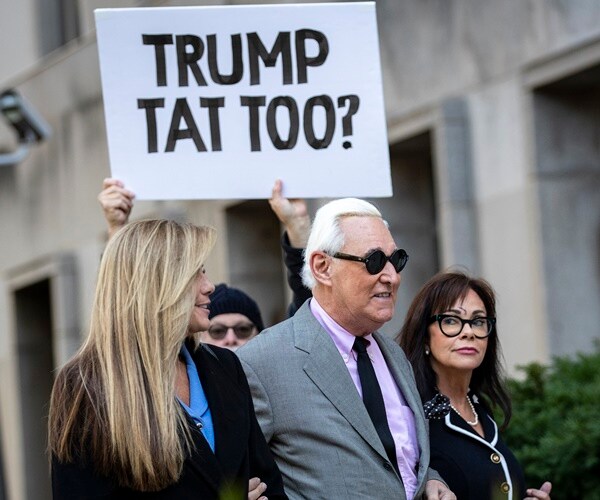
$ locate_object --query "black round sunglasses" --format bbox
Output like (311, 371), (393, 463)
(331, 248), (409, 275)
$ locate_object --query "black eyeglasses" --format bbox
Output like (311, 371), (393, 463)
(207, 323), (256, 340)
(430, 314), (496, 339)
(331, 248), (408, 275)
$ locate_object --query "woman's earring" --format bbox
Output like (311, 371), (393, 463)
(425, 346), (430, 355)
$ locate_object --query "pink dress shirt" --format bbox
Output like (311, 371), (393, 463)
(310, 298), (419, 499)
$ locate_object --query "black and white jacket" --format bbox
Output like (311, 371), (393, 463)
(426, 395), (526, 500)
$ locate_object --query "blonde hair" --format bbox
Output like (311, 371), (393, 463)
(49, 219), (216, 491)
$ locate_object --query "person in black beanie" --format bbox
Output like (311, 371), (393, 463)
(201, 283), (265, 351)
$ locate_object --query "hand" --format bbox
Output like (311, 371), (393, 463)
(424, 479), (456, 500)
(525, 481), (552, 499)
(248, 476), (268, 500)
(98, 178), (135, 239)
(269, 179), (310, 248)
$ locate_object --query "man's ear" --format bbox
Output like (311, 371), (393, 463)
(310, 251), (333, 286)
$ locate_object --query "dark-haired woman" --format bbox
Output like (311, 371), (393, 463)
(397, 271), (552, 500)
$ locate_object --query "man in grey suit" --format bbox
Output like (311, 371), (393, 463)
(238, 198), (455, 499)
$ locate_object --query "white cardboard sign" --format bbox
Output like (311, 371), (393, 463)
(95, 2), (391, 200)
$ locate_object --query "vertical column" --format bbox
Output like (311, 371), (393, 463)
(433, 97), (480, 273)
(533, 80), (600, 356)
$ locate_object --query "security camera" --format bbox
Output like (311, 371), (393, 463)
(0, 89), (52, 143)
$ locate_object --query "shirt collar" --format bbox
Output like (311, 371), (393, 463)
(179, 344), (209, 416)
(309, 298), (374, 358)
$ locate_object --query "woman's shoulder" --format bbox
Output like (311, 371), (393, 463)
(194, 342), (238, 363)
(190, 342), (245, 379)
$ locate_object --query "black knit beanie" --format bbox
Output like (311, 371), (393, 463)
(208, 283), (265, 332)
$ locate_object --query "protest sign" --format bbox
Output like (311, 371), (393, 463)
(95, 2), (391, 199)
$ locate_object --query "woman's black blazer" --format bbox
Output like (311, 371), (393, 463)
(428, 399), (525, 500)
(51, 343), (287, 499)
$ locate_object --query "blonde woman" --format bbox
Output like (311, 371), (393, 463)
(48, 220), (286, 499)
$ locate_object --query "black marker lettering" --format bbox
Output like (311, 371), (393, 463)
(304, 95), (335, 149)
(200, 97), (225, 151)
(295, 29), (329, 84)
(175, 35), (207, 86)
(240, 96), (266, 152)
(207, 34), (244, 85)
(247, 32), (293, 85)
(142, 34), (174, 87)
(137, 98), (165, 153)
(165, 98), (206, 152)
(267, 96), (299, 150)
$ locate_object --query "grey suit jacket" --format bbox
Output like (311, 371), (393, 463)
(238, 301), (442, 499)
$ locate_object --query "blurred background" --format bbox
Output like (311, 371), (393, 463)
(0, 0), (599, 498)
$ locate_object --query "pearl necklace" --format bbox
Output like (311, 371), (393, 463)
(449, 395), (478, 426)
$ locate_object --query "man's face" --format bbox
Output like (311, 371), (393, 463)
(200, 312), (257, 351)
(328, 216), (401, 336)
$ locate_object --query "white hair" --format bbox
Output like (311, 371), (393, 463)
(301, 198), (385, 289)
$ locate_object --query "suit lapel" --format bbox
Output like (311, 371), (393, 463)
(375, 333), (429, 485)
(189, 345), (248, 490)
(295, 304), (389, 462)
(375, 334), (424, 417)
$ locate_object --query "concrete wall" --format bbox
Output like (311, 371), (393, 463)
(532, 67), (600, 357)
(0, 0), (39, 84)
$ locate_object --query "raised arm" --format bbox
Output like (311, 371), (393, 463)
(268, 179), (310, 248)
(98, 177), (135, 239)
(269, 180), (312, 316)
